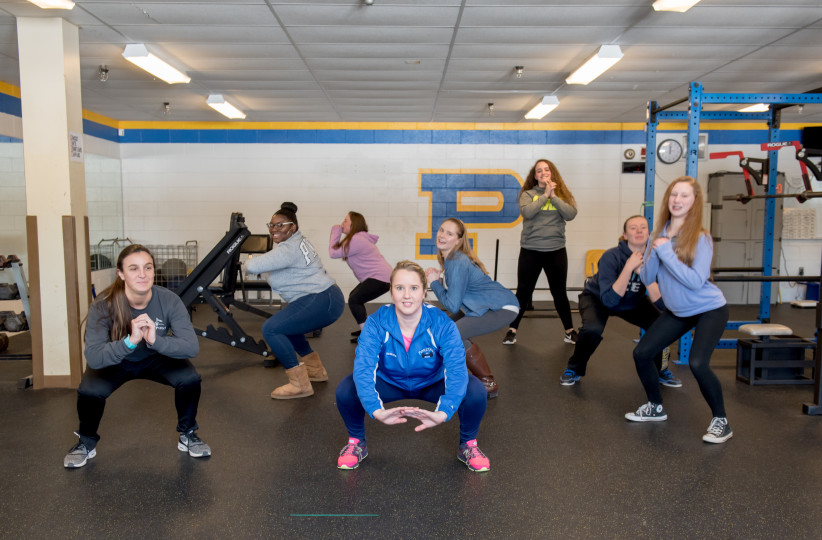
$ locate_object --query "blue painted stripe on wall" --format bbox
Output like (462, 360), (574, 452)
(0, 87), (803, 148)
(82, 119), (119, 142)
(0, 92), (22, 117)
(35, 125), (817, 146)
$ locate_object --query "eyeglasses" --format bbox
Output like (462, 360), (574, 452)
(266, 221), (294, 230)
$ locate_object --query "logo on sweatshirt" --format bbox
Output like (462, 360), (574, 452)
(419, 347), (435, 359)
(155, 317), (166, 332)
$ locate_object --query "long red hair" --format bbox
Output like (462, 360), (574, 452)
(651, 176), (707, 266)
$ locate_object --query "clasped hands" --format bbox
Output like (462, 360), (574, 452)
(373, 406), (447, 432)
(127, 313), (156, 347)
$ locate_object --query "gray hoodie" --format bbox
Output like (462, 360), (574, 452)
(518, 186), (578, 251)
(246, 230), (335, 303)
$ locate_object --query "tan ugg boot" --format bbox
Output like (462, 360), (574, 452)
(465, 342), (498, 399)
(301, 351), (328, 382)
(270, 363), (314, 399)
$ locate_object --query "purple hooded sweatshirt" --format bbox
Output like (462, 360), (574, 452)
(329, 226), (392, 284)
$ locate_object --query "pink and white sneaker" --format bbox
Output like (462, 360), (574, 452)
(458, 439), (490, 472)
(337, 438), (368, 470)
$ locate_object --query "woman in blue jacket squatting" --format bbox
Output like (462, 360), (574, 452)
(425, 218), (519, 399)
(559, 215), (681, 388)
(335, 260), (491, 472)
(628, 176), (732, 444)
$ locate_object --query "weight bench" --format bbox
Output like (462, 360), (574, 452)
(736, 323), (815, 385)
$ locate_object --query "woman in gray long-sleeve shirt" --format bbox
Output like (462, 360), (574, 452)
(503, 158), (578, 346)
(63, 244), (210, 469)
(245, 202), (345, 400)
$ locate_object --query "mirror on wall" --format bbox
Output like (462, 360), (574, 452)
(85, 153), (125, 270)
(0, 142), (124, 280)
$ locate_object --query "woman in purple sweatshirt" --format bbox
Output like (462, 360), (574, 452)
(329, 212), (393, 343)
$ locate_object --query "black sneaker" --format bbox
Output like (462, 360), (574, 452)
(502, 329), (517, 345)
(178, 430), (212, 458)
(564, 330), (578, 344)
(64, 434), (96, 468)
(350, 330), (361, 337)
(625, 401), (667, 422)
(703, 417), (733, 443)
(560, 369), (581, 386)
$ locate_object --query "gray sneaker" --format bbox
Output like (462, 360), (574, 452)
(625, 401), (667, 422)
(64, 435), (96, 468)
(178, 430), (211, 457)
(703, 417), (733, 443)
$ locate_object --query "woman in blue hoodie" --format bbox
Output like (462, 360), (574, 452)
(628, 176), (732, 444)
(425, 218), (519, 399)
(335, 260), (491, 472)
(559, 215), (680, 388)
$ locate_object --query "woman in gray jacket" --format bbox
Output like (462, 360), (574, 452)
(247, 202), (345, 400)
(503, 159), (578, 346)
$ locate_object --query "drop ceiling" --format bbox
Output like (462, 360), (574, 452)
(0, 0), (820, 124)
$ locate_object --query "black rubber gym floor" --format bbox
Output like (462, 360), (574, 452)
(1, 303), (821, 538)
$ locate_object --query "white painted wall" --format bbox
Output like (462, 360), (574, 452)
(3, 130), (820, 305)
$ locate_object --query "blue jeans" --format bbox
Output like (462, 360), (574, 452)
(261, 285), (345, 368)
(335, 373), (487, 444)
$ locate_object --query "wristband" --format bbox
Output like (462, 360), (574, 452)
(123, 335), (137, 350)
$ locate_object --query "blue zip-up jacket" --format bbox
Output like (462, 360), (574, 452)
(587, 240), (652, 312)
(640, 226), (725, 317)
(353, 303), (468, 421)
(429, 251), (519, 317)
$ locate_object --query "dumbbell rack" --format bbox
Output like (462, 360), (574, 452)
(1, 258), (33, 388)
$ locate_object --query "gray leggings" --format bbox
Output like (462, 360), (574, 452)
(453, 309), (518, 348)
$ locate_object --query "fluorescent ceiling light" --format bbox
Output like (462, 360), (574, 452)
(207, 94), (246, 119)
(525, 96), (560, 120)
(739, 103), (770, 113)
(652, 0), (701, 12)
(565, 45), (623, 85)
(122, 44), (190, 84)
(26, 0), (75, 8)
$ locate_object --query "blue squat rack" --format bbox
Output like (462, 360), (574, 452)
(643, 82), (822, 371)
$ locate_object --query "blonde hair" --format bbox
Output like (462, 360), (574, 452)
(520, 159), (577, 208)
(651, 176), (707, 266)
(435, 218), (488, 274)
(390, 260), (428, 291)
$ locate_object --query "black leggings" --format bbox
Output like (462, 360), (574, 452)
(510, 247), (573, 331)
(567, 291), (663, 376)
(632, 305), (729, 416)
(348, 278), (390, 325)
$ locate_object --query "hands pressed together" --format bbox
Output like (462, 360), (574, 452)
(373, 406), (448, 432)
(128, 313), (156, 347)
(425, 267), (441, 283)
